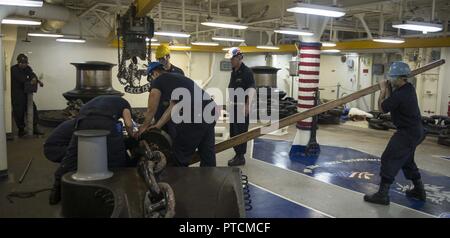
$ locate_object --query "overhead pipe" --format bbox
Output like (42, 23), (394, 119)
(182, 0), (186, 31)
(158, 2), (162, 28)
(397, 0), (403, 37)
(217, 0), (220, 17)
(195, 14), (199, 40)
(209, 0), (212, 17)
(242, 5), (269, 24)
(431, 0), (436, 21)
(318, 17), (330, 40)
(378, 4), (384, 36)
(238, 0), (242, 21)
(355, 13), (373, 39)
(6, 2), (71, 21)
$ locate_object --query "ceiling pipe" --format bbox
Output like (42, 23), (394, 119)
(238, 0), (242, 21)
(217, 0), (220, 17)
(209, 0), (212, 17)
(242, 5), (269, 24)
(182, 0), (186, 31)
(397, 0), (403, 37)
(355, 13), (373, 39)
(431, 0), (436, 22)
(318, 17), (330, 41)
(8, 2), (70, 22)
(158, 2), (162, 28)
(195, 14), (199, 39)
(4, 2), (71, 33)
(378, 4), (384, 36)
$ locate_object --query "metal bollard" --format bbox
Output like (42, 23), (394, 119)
(72, 130), (113, 181)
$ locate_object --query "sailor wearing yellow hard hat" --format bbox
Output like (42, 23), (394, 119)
(155, 44), (185, 75)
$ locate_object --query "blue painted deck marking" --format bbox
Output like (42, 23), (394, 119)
(253, 138), (450, 217)
(246, 184), (329, 218)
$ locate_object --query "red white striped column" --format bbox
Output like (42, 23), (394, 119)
(291, 42), (322, 155)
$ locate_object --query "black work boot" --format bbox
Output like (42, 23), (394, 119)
(18, 128), (26, 137)
(228, 154), (246, 167)
(49, 182), (61, 205)
(364, 183), (391, 205)
(406, 179), (426, 201)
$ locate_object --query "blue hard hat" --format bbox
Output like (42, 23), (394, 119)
(147, 62), (164, 75)
(388, 61), (411, 78)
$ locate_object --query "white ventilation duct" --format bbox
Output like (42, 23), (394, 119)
(5, 2), (71, 32)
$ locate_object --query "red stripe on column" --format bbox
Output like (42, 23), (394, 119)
(298, 96), (316, 100)
(299, 70), (320, 75)
(297, 121), (313, 127)
(299, 62), (320, 67)
(298, 87), (318, 92)
(300, 54), (320, 59)
(298, 104), (315, 109)
(299, 79), (319, 84)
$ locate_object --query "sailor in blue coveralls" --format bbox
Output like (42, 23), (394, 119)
(49, 96), (136, 205)
(138, 62), (217, 167)
(364, 62), (426, 205)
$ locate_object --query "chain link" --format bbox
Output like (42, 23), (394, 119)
(138, 140), (176, 218)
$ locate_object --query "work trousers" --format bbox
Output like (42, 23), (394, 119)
(12, 98), (39, 129)
(380, 128), (425, 184)
(170, 122), (216, 167)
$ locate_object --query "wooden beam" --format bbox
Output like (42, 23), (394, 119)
(136, 0), (161, 17)
(189, 59), (446, 164)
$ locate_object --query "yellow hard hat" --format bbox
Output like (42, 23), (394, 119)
(156, 44), (171, 59)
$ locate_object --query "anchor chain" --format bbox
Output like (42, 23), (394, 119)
(137, 140), (175, 218)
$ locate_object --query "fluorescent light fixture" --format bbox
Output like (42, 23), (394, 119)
(373, 37), (405, 44)
(170, 45), (191, 50)
(151, 42), (161, 46)
(392, 20), (442, 33)
(287, 3), (346, 18)
(0, 0), (43, 7)
(222, 48), (231, 51)
(191, 41), (220, 46)
(201, 21), (248, 30)
(322, 49), (341, 53)
(321, 41), (336, 47)
(28, 32), (64, 38)
(145, 37), (158, 42)
(274, 28), (314, 36)
(154, 31), (190, 38)
(212, 36), (245, 42)
(56, 38), (86, 43)
(2, 18), (41, 26)
(256, 45), (280, 50)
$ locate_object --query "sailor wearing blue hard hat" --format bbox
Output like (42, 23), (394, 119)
(364, 61), (426, 205)
(139, 62), (217, 167)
